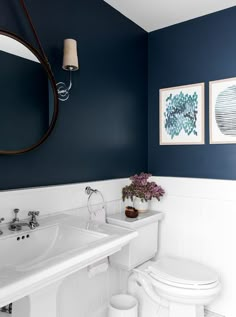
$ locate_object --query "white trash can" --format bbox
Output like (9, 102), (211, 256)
(108, 294), (138, 317)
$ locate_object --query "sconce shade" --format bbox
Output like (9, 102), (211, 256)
(62, 39), (79, 71)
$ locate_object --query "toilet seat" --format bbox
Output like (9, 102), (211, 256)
(139, 256), (219, 290)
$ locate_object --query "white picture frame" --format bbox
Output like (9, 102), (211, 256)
(159, 83), (205, 145)
(210, 77), (236, 144)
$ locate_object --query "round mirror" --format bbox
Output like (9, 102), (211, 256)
(0, 30), (58, 154)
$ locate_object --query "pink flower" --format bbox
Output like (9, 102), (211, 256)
(122, 172), (165, 202)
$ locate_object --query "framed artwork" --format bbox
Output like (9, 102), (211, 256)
(210, 77), (236, 144)
(159, 83), (205, 145)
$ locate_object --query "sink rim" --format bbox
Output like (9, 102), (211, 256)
(0, 213), (137, 308)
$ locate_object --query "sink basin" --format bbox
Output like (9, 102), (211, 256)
(0, 213), (137, 311)
(0, 224), (107, 271)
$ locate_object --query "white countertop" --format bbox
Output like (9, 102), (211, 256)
(107, 210), (163, 229)
(0, 213), (137, 307)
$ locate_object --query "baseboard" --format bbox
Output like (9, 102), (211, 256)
(205, 309), (225, 317)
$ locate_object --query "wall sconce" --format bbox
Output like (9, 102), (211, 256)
(57, 39), (79, 101)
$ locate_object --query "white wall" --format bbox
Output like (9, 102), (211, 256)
(150, 176), (234, 317)
(0, 178), (128, 223)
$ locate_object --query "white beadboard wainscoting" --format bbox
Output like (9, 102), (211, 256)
(0, 178), (129, 223)
(150, 176), (234, 317)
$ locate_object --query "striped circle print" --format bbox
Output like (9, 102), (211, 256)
(215, 85), (236, 136)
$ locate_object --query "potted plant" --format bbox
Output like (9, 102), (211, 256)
(122, 173), (165, 212)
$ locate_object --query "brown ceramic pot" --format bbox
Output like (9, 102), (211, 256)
(125, 206), (138, 218)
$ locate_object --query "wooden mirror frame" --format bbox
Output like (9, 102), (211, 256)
(0, 29), (59, 155)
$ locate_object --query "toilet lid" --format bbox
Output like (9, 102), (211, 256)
(147, 257), (219, 288)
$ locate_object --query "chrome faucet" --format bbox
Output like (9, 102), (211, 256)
(12, 208), (20, 223)
(9, 209), (40, 231)
(0, 217), (4, 235)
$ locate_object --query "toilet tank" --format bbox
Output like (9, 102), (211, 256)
(107, 210), (163, 271)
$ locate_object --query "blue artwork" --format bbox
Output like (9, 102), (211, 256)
(164, 91), (198, 139)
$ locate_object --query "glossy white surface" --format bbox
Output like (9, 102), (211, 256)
(0, 176), (231, 316)
(130, 261), (220, 317)
(0, 178), (130, 317)
(129, 269), (220, 317)
(108, 211), (161, 270)
(150, 176), (234, 316)
(108, 294), (138, 317)
(0, 213), (137, 307)
(0, 224), (107, 271)
(147, 257), (219, 287)
(112, 206), (220, 317)
(107, 210), (163, 229)
(104, 0), (236, 32)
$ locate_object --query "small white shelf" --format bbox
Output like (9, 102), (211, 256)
(107, 210), (163, 229)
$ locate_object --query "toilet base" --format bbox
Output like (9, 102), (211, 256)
(129, 287), (205, 317)
(128, 273), (208, 317)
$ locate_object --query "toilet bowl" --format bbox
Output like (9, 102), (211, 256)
(128, 256), (221, 317)
(107, 211), (221, 317)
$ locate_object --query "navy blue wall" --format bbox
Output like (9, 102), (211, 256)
(148, 7), (236, 179)
(0, 0), (148, 189)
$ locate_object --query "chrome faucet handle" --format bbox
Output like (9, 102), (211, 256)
(12, 208), (20, 223)
(28, 211), (40, 217)
(28, 211), (40, 227)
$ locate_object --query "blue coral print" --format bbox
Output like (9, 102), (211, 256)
(164, 91), (198, 139)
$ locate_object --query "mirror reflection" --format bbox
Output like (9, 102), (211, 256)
(0, 34), (55, 152)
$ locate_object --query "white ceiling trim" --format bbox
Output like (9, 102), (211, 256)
(104, 0), (236, 32)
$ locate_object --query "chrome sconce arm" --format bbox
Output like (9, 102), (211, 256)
(57, 39), (79, 102)
(57, 67), (73, 101)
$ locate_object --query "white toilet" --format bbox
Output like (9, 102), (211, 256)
(107, 211), (221, 317)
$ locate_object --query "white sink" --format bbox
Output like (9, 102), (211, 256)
(0, 224), (107, 271)
(0, 213), (137, 314)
